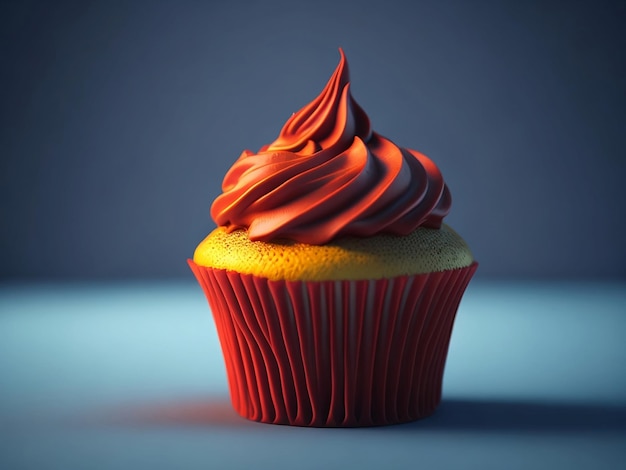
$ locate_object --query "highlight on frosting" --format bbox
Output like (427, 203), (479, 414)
(211, 49), (451, 244)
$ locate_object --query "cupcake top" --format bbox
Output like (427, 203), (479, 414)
(211, 49), (451, 245)
(194, 224), (473, 281)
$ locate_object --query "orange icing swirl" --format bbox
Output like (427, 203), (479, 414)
(211, 49), (451, 244)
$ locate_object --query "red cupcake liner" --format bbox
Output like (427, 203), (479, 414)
(188, 259), (478, 427)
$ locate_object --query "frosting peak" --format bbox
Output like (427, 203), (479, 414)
(211, 49), (451, 244)
(265, 49), (372, 154)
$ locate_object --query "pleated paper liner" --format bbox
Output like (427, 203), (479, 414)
(188, 259), (478, 427)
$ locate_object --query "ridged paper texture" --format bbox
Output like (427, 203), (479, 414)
(189, 260), (477, 427)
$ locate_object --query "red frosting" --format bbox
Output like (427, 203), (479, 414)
(211, 49), (451, 244)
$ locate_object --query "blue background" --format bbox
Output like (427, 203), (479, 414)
(1, 3), (625, 469)
(2, 0), (625, 280)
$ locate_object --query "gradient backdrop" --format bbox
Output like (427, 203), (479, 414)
(1, 0), (625, 280)
(2, 3), (626, 470)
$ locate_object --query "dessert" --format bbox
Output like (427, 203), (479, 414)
(189, 49), (477, 427)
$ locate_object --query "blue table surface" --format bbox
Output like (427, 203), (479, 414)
(1, 280), (625, 470)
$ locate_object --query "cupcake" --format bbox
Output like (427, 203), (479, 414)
(189, 49), (477, 427)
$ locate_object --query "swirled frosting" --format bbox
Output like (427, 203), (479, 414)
(211, 49), (451, 244)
